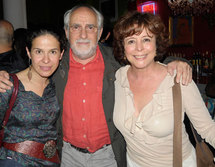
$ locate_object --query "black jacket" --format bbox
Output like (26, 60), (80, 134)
(0, 50), (27, 73)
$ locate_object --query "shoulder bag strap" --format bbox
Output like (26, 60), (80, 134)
(173, 77), (183, 167)
(1, 73), (19, 128)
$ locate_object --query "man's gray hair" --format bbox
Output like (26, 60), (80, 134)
(64, 5), (104, 31)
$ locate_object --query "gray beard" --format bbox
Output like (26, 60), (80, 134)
(70, 44), (97, 60)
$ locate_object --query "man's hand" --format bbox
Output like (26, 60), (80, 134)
(0, 71), (13, 92)
(167, 60), (192, 85)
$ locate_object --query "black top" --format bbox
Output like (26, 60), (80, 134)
(0, 50), (27, 73)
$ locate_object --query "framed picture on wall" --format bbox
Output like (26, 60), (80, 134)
(169, 16), (194, 46)
(99, 0), (118, 22)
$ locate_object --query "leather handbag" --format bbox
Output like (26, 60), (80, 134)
(0, 73), (19, 147)
(172, 78), (215, 167)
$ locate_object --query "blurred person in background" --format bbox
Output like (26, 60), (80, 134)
(0, 20), (27, 73)
(13, 28), (29, 67)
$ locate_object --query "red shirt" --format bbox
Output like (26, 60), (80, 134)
(63, 47), (111, 152)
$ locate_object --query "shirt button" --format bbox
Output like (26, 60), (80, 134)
(83, 67), (85, 70)
(83, 82), (86, 86)
(82, 118), (85, 121)
(83, 134), (86, 138)
(83, 99), (86, 103)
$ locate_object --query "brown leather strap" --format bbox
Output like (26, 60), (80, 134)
(172, 77), (182, 167)
(3, 141), (60, 164)
(2, 73), (19, 127)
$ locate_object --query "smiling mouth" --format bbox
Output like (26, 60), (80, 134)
(134, 55), (146, 59)
(78, 42), (89, 45)
(40, 66), (51, 71)
(76, 42), (90, 48)
(76, 39), (90, 45)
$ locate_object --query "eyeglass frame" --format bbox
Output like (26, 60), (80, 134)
(69, 24), (98, 34)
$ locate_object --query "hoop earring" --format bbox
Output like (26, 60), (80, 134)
(27, 58), (32, 81)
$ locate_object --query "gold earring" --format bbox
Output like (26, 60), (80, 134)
(27, 59), (32, 81)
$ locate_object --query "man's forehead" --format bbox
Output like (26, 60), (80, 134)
(70, 8), (97, 21)
(70, 15), (97, 26)
(70, 14), (93, 22)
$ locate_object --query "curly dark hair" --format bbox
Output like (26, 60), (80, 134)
(113, 11), (169, 65)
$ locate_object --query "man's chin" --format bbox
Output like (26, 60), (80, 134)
(72, 45), (90, 53)
(71, 45), (97, 59)
(71, 49), (91, 58)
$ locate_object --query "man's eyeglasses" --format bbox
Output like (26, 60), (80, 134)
(69, 24), (98, 34)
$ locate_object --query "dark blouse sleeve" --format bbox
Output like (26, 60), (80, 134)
(0, 77), (14, 122)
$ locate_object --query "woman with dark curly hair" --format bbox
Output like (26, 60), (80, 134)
(113, 11), (215, 167)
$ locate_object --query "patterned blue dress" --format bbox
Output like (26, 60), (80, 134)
(0, 76), (60, 167)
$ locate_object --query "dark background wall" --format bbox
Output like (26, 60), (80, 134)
(0, 0), (3, 19)
(0, 0), (129, 29)
(156, 0), (215, 58)
(0, 0), (215, 57)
